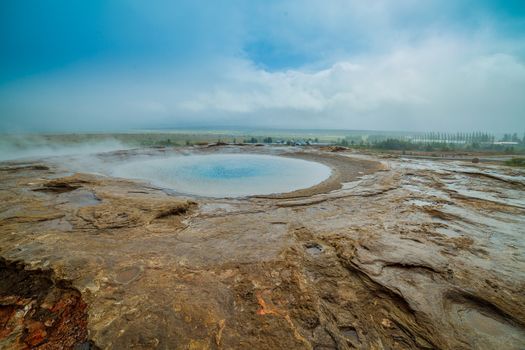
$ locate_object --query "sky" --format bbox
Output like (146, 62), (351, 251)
(1, 0), (524, 133)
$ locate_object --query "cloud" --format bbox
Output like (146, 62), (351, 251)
(0, 0), (524, 132)
(175, 35), (525, 131)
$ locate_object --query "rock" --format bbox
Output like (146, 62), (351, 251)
(1, 147), (524, 349)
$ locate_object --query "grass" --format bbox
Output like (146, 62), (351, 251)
(504, 158), (525, 167)
(1, 130), (524, 157)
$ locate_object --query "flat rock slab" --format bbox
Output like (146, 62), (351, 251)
(0, 147), (524, 349)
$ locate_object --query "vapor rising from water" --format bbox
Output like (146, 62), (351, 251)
(0, 135), (129, 162)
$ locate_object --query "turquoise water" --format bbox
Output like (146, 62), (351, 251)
(111, 154), (332, 197)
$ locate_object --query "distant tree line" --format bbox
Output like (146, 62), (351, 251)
(411, 132), (495, 143)
(369, 138), (523, 153)
(243, 137), (259, 143)
(501, 133), (523, 143)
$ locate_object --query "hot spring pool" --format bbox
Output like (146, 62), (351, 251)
(110, 154), (332, 197)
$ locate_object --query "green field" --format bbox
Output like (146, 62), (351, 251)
(1, 128), (524, 155)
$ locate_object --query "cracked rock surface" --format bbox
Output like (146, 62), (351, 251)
(1, 146), (524, 349)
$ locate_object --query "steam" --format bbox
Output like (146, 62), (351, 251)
(0, 135), (129, 162)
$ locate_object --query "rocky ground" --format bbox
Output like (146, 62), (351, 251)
(0, 146), (524, 349)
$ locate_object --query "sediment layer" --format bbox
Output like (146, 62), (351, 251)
(1, 146), (524, 349)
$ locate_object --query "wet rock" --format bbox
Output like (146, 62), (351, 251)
(0, 258), (96, 349)
(0, 164), (50, 172)
(1, 147), (524, 349)
(320, 146), (348, 152)
(32, 174), (94, 193)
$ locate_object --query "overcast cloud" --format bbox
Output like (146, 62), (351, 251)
(1, 0), (524, 132)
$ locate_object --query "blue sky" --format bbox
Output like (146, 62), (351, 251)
(1, 0), (524, 132)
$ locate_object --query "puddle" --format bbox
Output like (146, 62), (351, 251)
(444, 181), (525, 208)
(339, 326), (359, 345)
(59, 189), (101, 208)
(401, 183), (448, 199)
(41, 218), (74, 232)
(449, 301), (525, 349)
(305, 243), (324, 255)
(407, 199), (436, 207)
(114, 266), (142, 284)
(200, 203), (236, 214)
